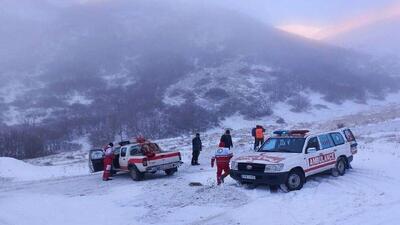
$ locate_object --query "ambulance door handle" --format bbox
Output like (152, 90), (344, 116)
(333, 149), (337, 152)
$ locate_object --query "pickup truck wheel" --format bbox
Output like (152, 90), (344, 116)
(129, 166), (144, 181)
(165, 168), (177, 176)
(285, 170), (304, 191)
(334, 157), (346, 176)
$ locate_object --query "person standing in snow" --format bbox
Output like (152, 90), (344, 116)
(252, 125), (266, 150)
(103, 142), (114, 181)
(191, 133), (202, 165)
(211, 142), (233, 185)
(220, 129), (233, 149)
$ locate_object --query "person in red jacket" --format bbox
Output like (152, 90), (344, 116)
(211, 142), (233, 185)
(103, 142), (114, 181)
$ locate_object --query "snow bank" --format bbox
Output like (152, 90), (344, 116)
(0, 157), (88, 181)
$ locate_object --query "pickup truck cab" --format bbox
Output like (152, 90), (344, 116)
(230, 128), (357, 191)
(89, 140), (183, 181)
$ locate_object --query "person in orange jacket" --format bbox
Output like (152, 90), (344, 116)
(103, 142), (114, 181)
(211, 142), (233, 185)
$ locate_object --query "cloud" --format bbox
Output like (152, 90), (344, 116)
(319, 2), (400, 39)
(277, 24), (323, 40)
(277, 2), (400, 40)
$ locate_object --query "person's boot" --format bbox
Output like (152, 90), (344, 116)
(103, 170), (112, 181)
(348, 163), (353, 169)
(221, 173), (228, 183)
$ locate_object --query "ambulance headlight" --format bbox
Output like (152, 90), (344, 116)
(231, 161), (238, 170)
(264, 164), (284, 172)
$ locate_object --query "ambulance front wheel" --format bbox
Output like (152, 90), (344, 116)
(285, 169), (304, 191)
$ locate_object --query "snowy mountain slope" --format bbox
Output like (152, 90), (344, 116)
(163, 60), (275, 116)
(1, 105), (400, 225)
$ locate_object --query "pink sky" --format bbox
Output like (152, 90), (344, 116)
(278, 2), (400, 40)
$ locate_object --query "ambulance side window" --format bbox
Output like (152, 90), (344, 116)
(120, 147), (127, 157)
(330, 132), (345, 146)
(343, 129), (356, 142)
(318, 134), (335, 149)
(306, 137), (320, 151)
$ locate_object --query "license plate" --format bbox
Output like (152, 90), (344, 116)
(241, 175), (256, 180)
(158, 164), (174, 170)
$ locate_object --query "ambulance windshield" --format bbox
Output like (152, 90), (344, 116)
(258, 138), (305, 153)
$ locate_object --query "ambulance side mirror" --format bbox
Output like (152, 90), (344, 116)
(307, 147), (317, 154)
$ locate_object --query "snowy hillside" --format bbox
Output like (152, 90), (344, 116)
(1, 104), (400, 225)
(163, 60), (275, 115)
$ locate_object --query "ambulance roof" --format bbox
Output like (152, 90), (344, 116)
(272, 130), (310, 138)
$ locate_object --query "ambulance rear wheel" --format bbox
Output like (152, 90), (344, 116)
(165, 168), (177, 176)
(129, 166), (144, 181)
(285, 170), (304, 191)
(335, 158), (346, 176)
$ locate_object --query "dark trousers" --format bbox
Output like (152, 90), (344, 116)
(192, 150), (200, 165)
(254, 138), (264, 150)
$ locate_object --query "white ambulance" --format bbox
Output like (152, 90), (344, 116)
(230, 129), (357, 191)
(89, 140), (183, 181)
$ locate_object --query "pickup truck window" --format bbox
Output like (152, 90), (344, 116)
(258, 138), (305, 153)
(121, 147), (127, 157)
(90, 150), (104, 160)
(129, 146), (141, 156)
(114, 147), (121, 155)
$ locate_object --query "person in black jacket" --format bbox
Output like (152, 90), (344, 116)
(192, 133), (202, 165)
(220, 129), (233, 149)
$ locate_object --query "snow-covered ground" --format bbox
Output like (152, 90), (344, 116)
(0, 157), (88, 182)
(1, 105), (400, 225)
